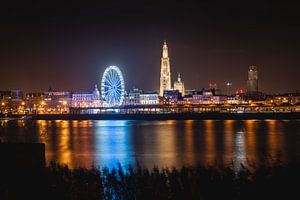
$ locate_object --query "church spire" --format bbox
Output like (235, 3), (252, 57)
(174, 72), (185, 96)
(160, 40), (172, 96)
(177, 73), (181, 82)
(162, 40), (168, 58)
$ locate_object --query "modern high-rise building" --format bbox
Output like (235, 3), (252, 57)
(247, 66), (259, 94)
(174, 73), (185, 96)
(159, 40), (172, 96)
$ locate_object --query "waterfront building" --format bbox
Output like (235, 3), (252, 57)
(11, 90), (24, 100)
(25, 92), (45, 114)
(192, 91), (204, 104)
(202, 90), (214, 104)
(226, 95), (239, 104)
(247, 66), (259, 94)
(163, 90), (181, 104)
(140, 91), (159, 105)
(183, 94), (193, 104)
(212, 95), (227, 104)
(266, 92), (300, 105)
(72, 84), (101, 107)
(185, 89), (196, 96)
(0, 91), (11, 100)
(0, 90), (25, 114)
(245, 66), (266, 101)
(174, 73), (185, 96)
(128, 88), (142, 105)
(159, 40), (172, 96)
(0, 90), (23, 100)
(125, 89), (159, 105)
(44, 89), (71, 113)
(191, 89), (227, 104)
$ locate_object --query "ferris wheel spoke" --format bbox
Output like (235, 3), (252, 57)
(113, 71), (120, 84)
(114, 79), (121, 87)
(107, 92), (113, 102)
(103, 86), (112, 90)
(103, 83), (111, 90)
(111, 71), (118, 85)
(115, 89), (121, 96)
(107, 89), (116, 95)
(103, 83), (111, 88)
(104, 91), (110, 97)
(111, 70), (117, 82)
(106, 72), (113, 85)
(115, 82), (122, 88)
(104, 80), (113, 88)
(104, 76), (113, 86)
(106, 90), (113, 98)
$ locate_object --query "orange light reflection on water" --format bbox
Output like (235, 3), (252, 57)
(204, 120), (216, 165)
(154, 120), (178, 167)
(184, 120), (195, 165)
(245, 120), (257, 164)
(267, 120), (286, 163)
(224, 120), (234, 165)
(57, 120), (73, 168)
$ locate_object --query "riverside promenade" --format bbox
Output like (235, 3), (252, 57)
(2, 112), (300, 120)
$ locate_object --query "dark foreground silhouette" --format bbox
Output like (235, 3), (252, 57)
(0, 160), (299, 200)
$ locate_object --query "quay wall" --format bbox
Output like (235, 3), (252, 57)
(1, 112), (300, 120)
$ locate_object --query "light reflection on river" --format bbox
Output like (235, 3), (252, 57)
(0, 119), (299, 170)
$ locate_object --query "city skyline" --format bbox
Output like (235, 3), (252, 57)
(1, 1), (300, 93)
(0, 39), (298, 95)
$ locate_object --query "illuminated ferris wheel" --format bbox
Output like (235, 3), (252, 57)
(101, 65), (125, 107)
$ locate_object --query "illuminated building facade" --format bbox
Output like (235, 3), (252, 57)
(160, 41), (172, 96)
(25, 92), (45, 114)
(192, 90), (213, 104)
(174, 73), (185, 96)
(163, 90), (181, 104)
(266, 93), (300, 105)
(128, 88), (142, 105)
(125, 88), (159, 105)
(226, 95), (240, 104)
(140, 91), (159, 105)
(0, 90), (25, 114)
(192, 89), (227, 104)
(212, 95), (227, 104)
(247, 66), (259, 94)
(44, 89), (71, 113)
(72, 84), (101, 107)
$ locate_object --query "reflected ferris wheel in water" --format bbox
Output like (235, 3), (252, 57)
(101, 65), (125, 107)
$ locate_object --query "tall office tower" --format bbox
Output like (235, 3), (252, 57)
(174, 73), (185, 96)
(247, 66), (259, 93)
(160, 40), (172, 96)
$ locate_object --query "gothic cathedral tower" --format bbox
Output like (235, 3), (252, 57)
(160, 40), (172, 96)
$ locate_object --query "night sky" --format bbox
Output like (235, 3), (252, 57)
(1, 0), (299, 94)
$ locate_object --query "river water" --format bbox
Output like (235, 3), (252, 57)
(0, 119), (299, 170)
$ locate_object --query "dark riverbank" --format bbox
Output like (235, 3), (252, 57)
(1, 112), (300, 120)
(1, 159), (299, 200)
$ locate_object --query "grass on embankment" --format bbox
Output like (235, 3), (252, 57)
(0, 160), (299, 200)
